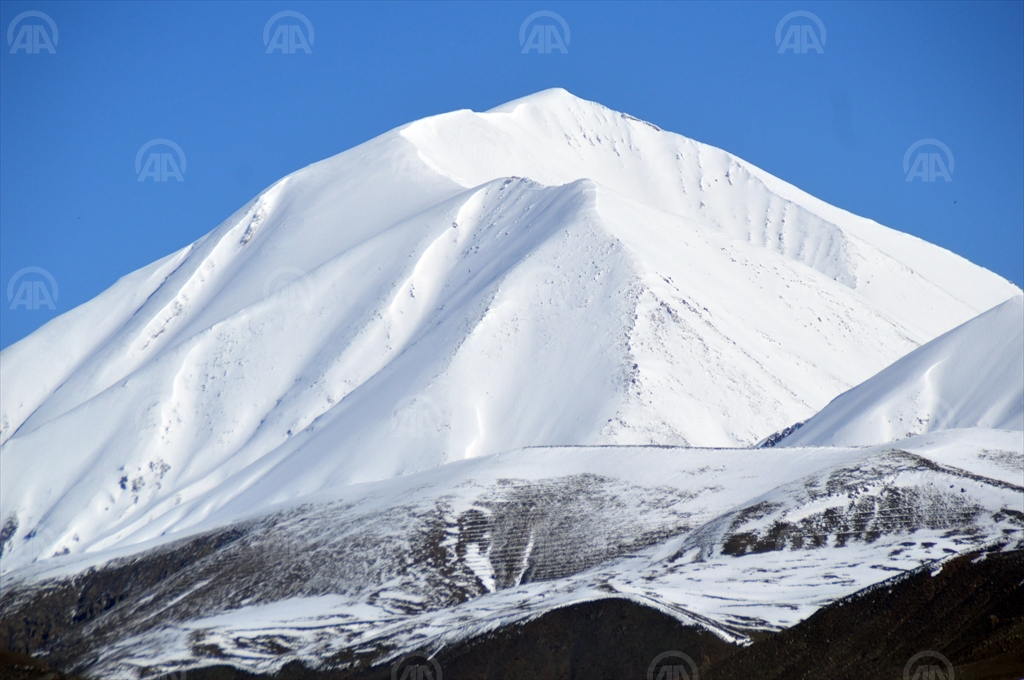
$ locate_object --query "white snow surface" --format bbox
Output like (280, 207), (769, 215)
(777, 295), (1024, 446)
(1, 89), (1020, 574)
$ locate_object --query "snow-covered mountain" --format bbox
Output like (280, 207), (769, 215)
(772, 295), (1023, 447)
(1, 89), (1021, 678)
(1, 90), (1017, 577)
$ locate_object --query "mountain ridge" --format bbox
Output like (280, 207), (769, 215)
(776, 295), (1024, 447)
(1, 88), (1019, 577)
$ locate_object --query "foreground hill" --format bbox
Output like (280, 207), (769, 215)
(2, 429), (1020, 677)
(4, 538), (1021, 678)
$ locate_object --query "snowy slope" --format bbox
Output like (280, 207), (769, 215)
(1, 89), (1019, 576)
(774, 296), (1024, 447)
(2, 429), (1019, 678)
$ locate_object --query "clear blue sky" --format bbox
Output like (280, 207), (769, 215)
(2, 1), (1022, 348)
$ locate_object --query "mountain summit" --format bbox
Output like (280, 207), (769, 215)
(1, 89), (1018, 573)
(2, 90), (1022, 680)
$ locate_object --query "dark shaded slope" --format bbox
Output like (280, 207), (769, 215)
(703, 549), (1024, 680)
(360, 549), (1023, 680)
(0, 649), (86, 680)
(4, 550), (1022, 679)
(395, 550), (1024, 680)
(163, 599), (741, 680)
(419, 598), (740, 680)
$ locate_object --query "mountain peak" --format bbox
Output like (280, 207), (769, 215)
(485, 87), (589, 114)
(1, 93), (1018, 576)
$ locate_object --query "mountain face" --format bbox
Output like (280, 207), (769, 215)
(0, 90), (1021, 678)
(0, 90), (1017, 576)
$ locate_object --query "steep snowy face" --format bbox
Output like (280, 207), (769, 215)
(775, 295), (1024, 447)
(403, 89), (1015, 335)
(0, 89), (1019, 571)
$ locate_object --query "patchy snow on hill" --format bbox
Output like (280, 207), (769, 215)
(3, 429), (1019, 678)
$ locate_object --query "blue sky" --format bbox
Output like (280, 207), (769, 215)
(2, 1), (1022, 348)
